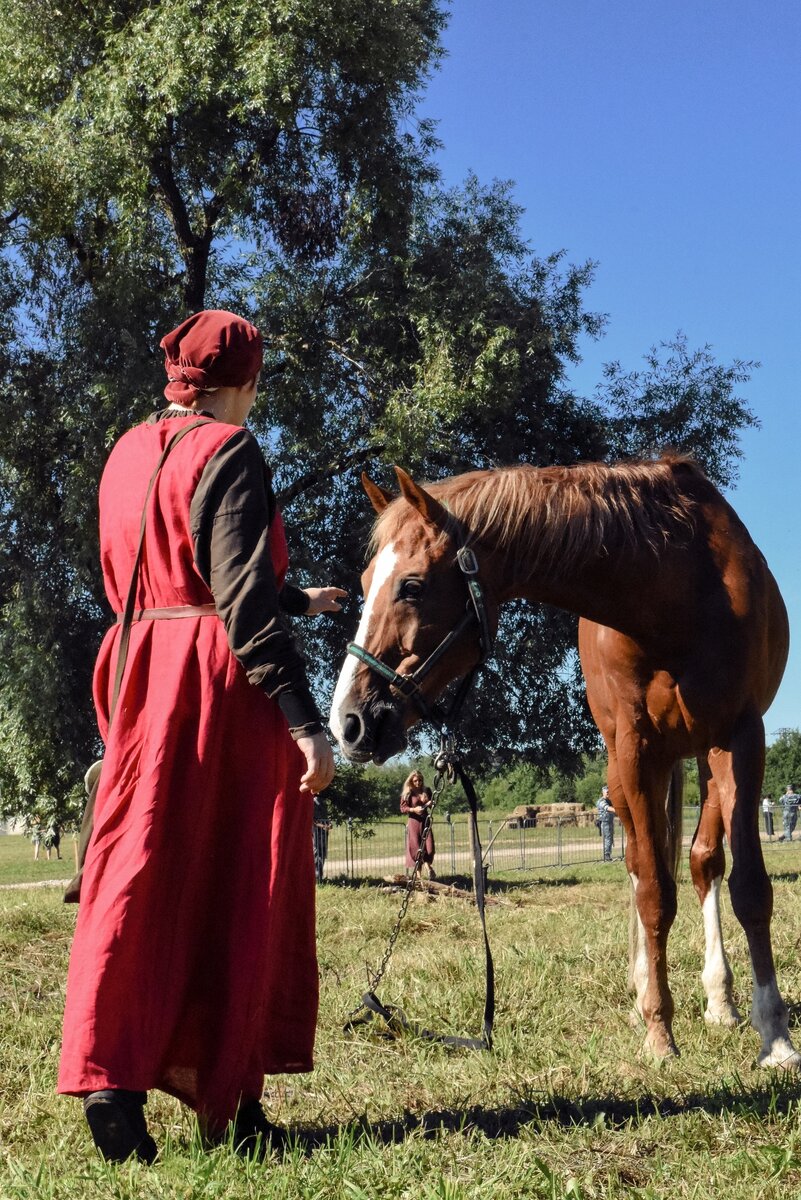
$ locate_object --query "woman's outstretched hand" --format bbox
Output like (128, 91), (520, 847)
(297, 732), (335, 794)
(303, 587), (348, 615)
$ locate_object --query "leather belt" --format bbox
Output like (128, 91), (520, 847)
(114, 604), (218, 623)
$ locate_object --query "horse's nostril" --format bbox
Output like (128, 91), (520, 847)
(342, 713), (363, 746)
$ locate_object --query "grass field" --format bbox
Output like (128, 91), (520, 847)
(3, 834), (801, 1198)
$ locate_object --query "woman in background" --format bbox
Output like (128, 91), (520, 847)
(400, 770), (436, 879)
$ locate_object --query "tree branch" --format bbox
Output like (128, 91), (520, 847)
(277, 443), (386, 506)
(63, 231), (97, 286)
(150, 116), (199, 254)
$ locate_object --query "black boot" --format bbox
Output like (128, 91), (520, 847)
(83, 1089), (157, 1164)
(230, 1099), (286, 1158)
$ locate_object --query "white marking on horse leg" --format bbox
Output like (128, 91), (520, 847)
(751, 977), (801, 1069)
(629, 873), (649, 1021)
(329, 543), (398, 745)
(701, 877), (741, 1026)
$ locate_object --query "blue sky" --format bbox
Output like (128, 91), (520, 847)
(420, 0), (801, 737)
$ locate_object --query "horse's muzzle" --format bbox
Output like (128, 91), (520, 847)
(337, 700), (407, 765)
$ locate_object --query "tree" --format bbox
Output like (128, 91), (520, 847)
(600, 335), (757, 488)
(474, 761), (547, 813)
(764, 730), (801, 801)
(0, 0), (760, 818)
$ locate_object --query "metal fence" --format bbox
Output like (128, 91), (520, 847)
(318, 813), (627, 881)
(317, 805), (795, 883)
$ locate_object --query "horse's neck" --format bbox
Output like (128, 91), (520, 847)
(486, 513), (677, 636)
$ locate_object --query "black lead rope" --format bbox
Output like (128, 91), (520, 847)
(343, 533), (497, 1051)
(344, 736), (495, 1052)
(457, 762), (495, 1050)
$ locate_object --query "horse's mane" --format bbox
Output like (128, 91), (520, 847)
(371, 456), (704, 576)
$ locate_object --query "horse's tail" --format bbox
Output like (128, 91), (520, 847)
(627, 762), (684, 995)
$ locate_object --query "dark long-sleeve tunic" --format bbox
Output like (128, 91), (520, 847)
(183, 410), (322, 738)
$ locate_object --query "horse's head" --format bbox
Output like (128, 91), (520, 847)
(330, 467), (496, 763)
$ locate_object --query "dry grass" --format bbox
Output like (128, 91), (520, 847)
(2, 838), (801, 1198)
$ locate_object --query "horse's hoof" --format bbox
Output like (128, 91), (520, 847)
(758, 1042), (801, 1071)
(643, 1030), (680, 1059)
(704, 1005), (742, 1028)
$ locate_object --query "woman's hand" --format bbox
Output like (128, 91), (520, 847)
(296, 732), (335, 794)
(303, 587), (348, 615)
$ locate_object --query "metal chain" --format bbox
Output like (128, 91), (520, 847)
(346, 735), (459, 1022)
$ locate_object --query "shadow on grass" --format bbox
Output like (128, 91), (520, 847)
(290, 1077), (801, 1151)
(319, 873), (602, 896)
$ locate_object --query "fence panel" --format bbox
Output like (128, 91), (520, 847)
(319, 806), (796, 883)
(320, 813), (626, 881)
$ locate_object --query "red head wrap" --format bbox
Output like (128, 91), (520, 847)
(160, 309), (264, 406)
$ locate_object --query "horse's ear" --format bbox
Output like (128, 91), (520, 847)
(361, 472), (394, 514)
(394, 466), (450, 529)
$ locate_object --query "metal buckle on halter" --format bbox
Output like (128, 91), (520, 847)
(392, 674), (422, 700)
(433, 730), (459, 782)
(456, 546), (480, 576)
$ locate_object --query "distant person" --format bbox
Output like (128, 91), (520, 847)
(779, 785), (800, 842)
(45, 820), (62, 861)
(762, 794), (774, 839)
(312, 796), (332, 884)
(400, 770), (436, 879)
(595, 785), (615, 862)
(30, 815), (43, 861)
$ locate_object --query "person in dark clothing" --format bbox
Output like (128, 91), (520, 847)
(780, 785), (800, 842)
(312, 796), (332, 884)
(44, 820), (62, 860)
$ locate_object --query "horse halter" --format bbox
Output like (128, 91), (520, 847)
(347, 544), (495, 729)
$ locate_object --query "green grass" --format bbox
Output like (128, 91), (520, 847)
(0, 835), (76, 886)
(3, 843), (801, 1197)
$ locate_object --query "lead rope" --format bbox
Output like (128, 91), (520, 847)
(344, 728), (495, 1051)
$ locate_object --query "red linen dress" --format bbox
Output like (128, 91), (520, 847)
(401, 789), (435, 869)
(58, 415), (318, 1128)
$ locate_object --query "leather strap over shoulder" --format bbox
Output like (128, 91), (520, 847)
(65, 419), (213, 905)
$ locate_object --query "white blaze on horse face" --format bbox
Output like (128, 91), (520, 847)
(329, 542), (398, 746)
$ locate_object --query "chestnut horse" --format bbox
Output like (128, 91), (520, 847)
(330, 458), (799, 1068)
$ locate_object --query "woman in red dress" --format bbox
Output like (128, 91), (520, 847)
(58, 310), (342, 1162)
(400, 770), (436, 879)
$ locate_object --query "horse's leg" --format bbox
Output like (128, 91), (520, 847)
(689, 756), (741, 1027)
(606, 754), (642, 1002)
(615, 734), (678, 1058)
(707, 709), (800, 1069)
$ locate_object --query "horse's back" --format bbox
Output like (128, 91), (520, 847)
(578, 472), (789, 751)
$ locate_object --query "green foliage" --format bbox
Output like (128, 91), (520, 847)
(683, 757), (701, 807)
(0, 0), (759, 817)
(573, 759), (607, 808)
(600, 334), (758, 488)
(764, 729), (801, 800)
(325, 760), (411, 822)
(473, 761), (547, 812)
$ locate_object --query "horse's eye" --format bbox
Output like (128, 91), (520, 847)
(397, 578), (424, 604)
